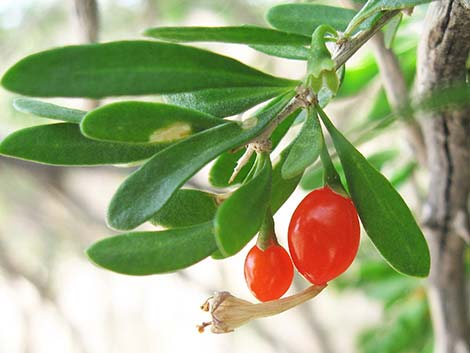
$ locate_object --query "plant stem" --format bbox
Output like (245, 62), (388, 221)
(316, 106), (348, 195)
(333, 10), (401, 69)
(257, 207), (277, 250)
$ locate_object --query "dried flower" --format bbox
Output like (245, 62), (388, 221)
(197, 284), (326, 333)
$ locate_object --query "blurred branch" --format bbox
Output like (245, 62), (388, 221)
(293, 278), (336, 353)
(0, 238), (91, 353)
(143, 0), (159, 26)
(74, 0), (100, 110)
(74, 0), (99, 43)
(369, 28), (427, 166)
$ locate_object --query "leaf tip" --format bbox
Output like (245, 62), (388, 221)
(84, 241), (107, 271)
(141, 28), (155, 38)
(106, 205), (133, 232)
(1, 66), (16, 92)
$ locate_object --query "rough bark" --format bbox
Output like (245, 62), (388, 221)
(416, 1), (470, 352)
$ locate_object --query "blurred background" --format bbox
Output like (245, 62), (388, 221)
(0, 1), (437, 353)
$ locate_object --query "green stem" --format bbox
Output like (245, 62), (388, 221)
(256, 152), (276, 250)
(257, 207), (277, 251)
(315, 106), (348, 196)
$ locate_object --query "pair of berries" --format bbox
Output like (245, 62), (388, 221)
(244, 186), (360, 302)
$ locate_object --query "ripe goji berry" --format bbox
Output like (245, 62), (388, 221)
(288, 186), (360, 285)
(244, 243), (294, 302)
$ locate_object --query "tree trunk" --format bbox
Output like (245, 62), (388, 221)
(416, 1), (470, 352)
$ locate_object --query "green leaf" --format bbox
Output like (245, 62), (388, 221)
(249, 45), (309, 60)
(209, 107), (300, 187)
(2, 41), (297, 98)
(0, 123), (167, 166)
(165, 86), (290, 118)
(107, 92), (294, 230)
(307, 25), (337, 79)
(150, 189), (218, 228)
(81, 101), (223, 144)
(281, 108), (322, 179)
(267, 4), (356, 36)
(211, 249), (226, 260)
(86, 222), (217, 275)
(345, 0), (432, 35)
(383, 13), (403, 49)
(271, 147), (302, 213)
(143, 25), (310, 45)
(13, 98), (85, 123)
(215, 155), (272, 256)
(317, 107), (430, 277)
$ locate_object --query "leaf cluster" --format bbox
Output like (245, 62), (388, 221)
(0, 0), (435, 279)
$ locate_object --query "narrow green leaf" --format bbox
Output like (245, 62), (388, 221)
(86, 222), (217, 275)
(271, 147), (302, 213)
(209, 107), (300, 187)
(215, 155), (272, 256)
(0, 123), (167, 166)
(2, 41), (297, 98)
(318, 107), (430, 277)
(165, 86), (290, 118)
(281, 108), (322, 179)
(144, 25), (310, 45)
(13, 98), (85, 123)
(345, 0), (432, 35)
(249, 45), (309, 60)
(307, 25), (337, 79)
(107, 92), (295, 230)
(150, 189), (218, 228)
(267, 4), (356, 36)
(81, 101), (222, 144)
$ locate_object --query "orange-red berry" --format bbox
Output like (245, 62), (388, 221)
(244, 243), (294, 302)
(288, 186), (360, 285)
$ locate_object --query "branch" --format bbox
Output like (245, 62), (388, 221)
(333, 10), (401, 69)
(74, 0), (99, 43)
(416, 1), (470, 352)
(74, 0), (100, 110)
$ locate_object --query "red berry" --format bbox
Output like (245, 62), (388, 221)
(288, 186), (360, 285)
(244, 243), (294, 302)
